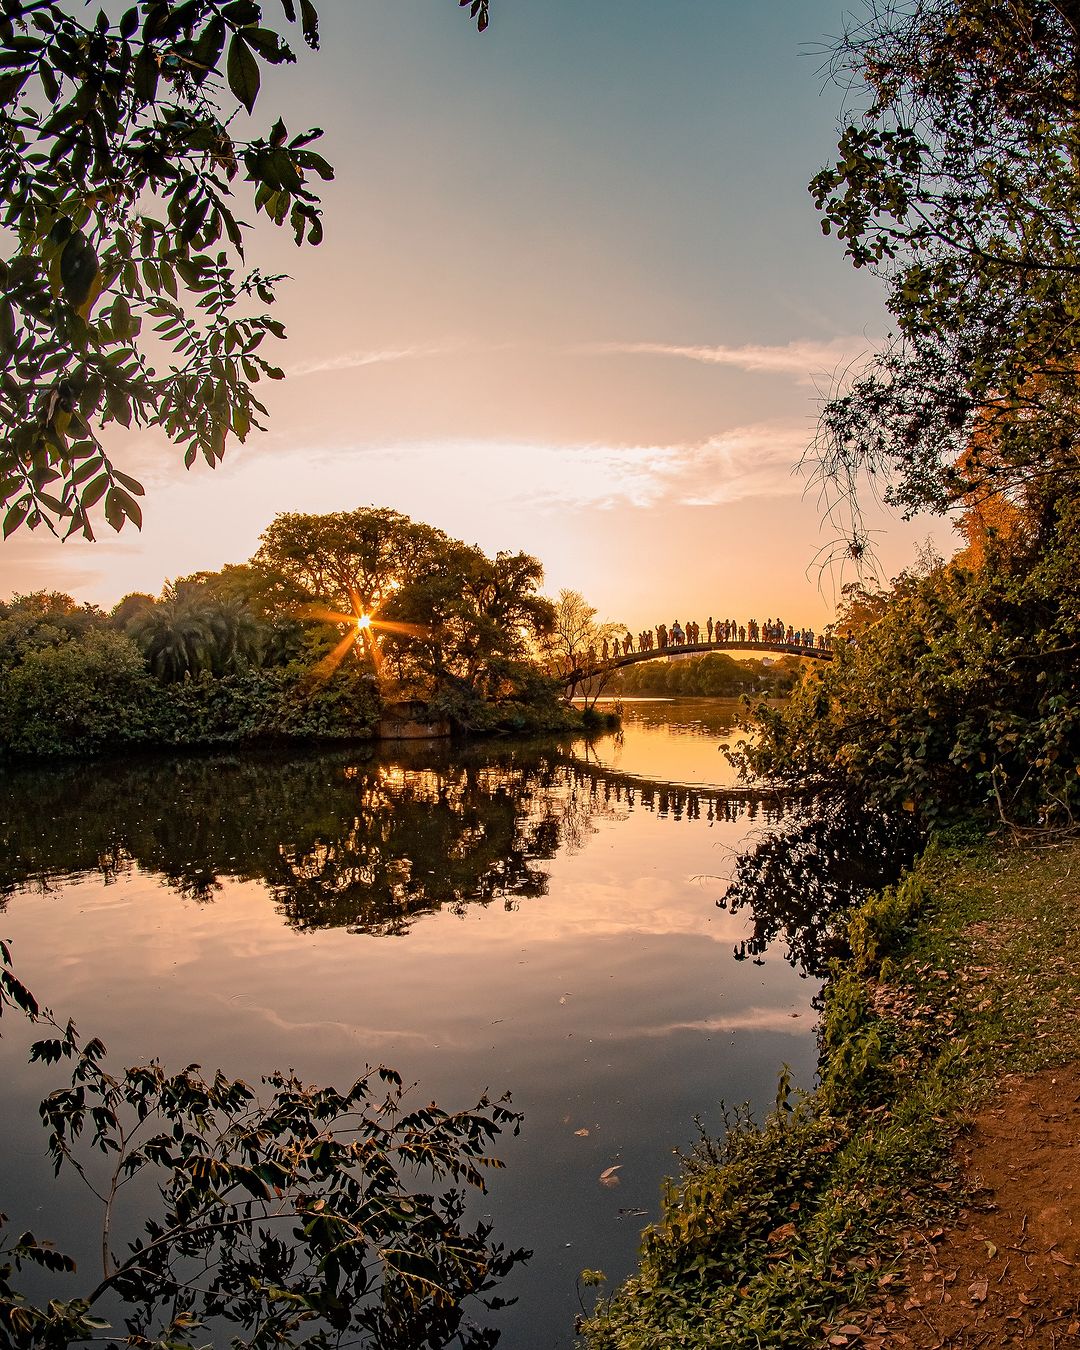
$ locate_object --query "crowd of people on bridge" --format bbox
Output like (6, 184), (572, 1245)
(583, 616), (824, 668)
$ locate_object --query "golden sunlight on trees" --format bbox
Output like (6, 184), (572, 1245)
(542, 589), (625, 675)
(254, 506), (555, 715)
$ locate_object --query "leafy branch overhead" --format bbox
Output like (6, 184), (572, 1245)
(0, 0), (491, 542)
(806, 0), (1080, 551)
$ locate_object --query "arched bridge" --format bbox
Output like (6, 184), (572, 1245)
(560, 639), (832, 692)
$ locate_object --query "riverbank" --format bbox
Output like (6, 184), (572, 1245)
(578, 832), (1080, 1349)
(0, 657), (617, 761)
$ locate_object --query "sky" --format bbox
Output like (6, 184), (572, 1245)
(0, 0), (957, 630)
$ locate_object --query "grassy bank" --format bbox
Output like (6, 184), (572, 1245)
(578, 833), (1080, 1348)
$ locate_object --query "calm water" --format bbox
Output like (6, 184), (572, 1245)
(0, 699), (821, 1347)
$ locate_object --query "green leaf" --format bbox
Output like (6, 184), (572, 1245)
(60, 230), (100, 309)
(111, 468), (145, 496)
(3, 497), (28, 537)
(133, 46), (159, 104)
(70, 456), (104, 486)
(193, 16), (226, 77)
(299, 0), (319, 48)
(223, 1), (263, 23)
(242, 26), (293, 64)
(80, 473), (109, 510)
(104, 485), (142, 531)
(227, 33), (260, 113)
(0, 68), (28, 104)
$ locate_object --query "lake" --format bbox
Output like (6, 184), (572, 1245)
(0, 698), (824, 1348)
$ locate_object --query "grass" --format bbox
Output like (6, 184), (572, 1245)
(576, 832), (1080, 1349)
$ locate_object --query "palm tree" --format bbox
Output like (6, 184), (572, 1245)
(203, 596), (265, 675)
(125, 586), (216, 682)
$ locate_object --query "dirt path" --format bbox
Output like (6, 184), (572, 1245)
(854, 1063), (1080, 1348)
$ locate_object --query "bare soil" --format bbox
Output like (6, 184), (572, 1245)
(852, 1063), (1080, 1348)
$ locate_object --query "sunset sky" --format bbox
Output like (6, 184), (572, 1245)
(0, 0), (956, 629)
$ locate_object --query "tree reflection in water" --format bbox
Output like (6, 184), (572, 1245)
(0, 744), (784, 937)
(718, 795), (923, 976)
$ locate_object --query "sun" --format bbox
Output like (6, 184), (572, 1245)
(356, 614), (372, 629)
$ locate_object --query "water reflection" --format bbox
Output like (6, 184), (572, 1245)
(719, 795), (923, 975)
(0, 740), (784, 938)
(0, 704), (846, 1349)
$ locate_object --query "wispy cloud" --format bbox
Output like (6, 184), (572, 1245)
(287, 346), (443, 378)
(514, 423), (809, 512)
(579, 336), (872, 385)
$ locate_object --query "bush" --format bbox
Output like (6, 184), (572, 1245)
(0, 630), (155, 756)
(0, 640), (380, 760)
(738, 495), (1080, 829)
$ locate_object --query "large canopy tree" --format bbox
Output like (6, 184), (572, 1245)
(254, 506), (555, 704)
(0, 0), (490, 542)
(380, 541), (555, 698)
(809, 0), (1080, 551)
(255, 507), (450, 618)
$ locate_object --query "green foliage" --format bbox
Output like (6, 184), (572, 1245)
(0, 944), (527, 1349)
(255, 507), (556, 715)
(382, 546), (555, 703)
(845, 869), (928, 977)
(256, 508), (444, 619)
(0, 627), (155, 755)
(124, 577), (295, 679)
(808, 1), (1080, 535)
(0, 588), (107, 668)
(0, 644), (379, 758)
(0, 0), (491, 540)
(616, 652), (804, 699)
(580, 1101), (849, 1350)
(0, 0), (327, 539)
(151, 662), (380, 745)
(583, 832), (1080, 1348)
(738, 496), (1080, 830)
(0, 498), (575, 758)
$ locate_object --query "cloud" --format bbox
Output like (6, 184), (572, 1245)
(580, 336), (872, 385)
(324, 424), (807, 516)
(513, 423), (809, 512)
(287, 346), (443, 378)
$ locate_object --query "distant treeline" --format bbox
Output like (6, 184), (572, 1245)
(613, 651), (806, 699)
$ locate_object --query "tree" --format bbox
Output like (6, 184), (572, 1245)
(542, 590), (623, 675)
(738, 492), (1080, 830)
(539, 589), (626, 707)
(124, 581), (218, 680)
(256, 507), (558, 716)
(0, 626), (153, 754)
(0, 588), (106, 668)
(808, 0), (1080, 550)
(381, 542), (555, 700)
(255, 508), (448, 620)
(0, 0), (491, 542)
(0, 943), (526, 1349)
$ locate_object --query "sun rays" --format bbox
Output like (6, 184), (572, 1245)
(297, 597), (432, 681)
